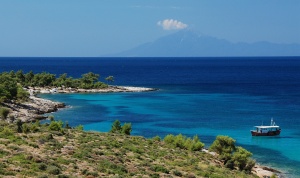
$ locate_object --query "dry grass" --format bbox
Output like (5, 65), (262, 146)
(0, 121), (259, 178)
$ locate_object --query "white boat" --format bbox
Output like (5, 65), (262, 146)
(251, 119), (281, 136)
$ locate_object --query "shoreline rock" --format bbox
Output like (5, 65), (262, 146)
(28, 85), (158, 94)
(3, 95), (65, 123)
(1, 86), (284, 177)
(2, 85), (157, 123)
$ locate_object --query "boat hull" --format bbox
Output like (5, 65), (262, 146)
(251, 130), (281, 136)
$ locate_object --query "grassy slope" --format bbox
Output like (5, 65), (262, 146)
(0, 121), (258, 178)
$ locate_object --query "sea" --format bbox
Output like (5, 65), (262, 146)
(1, 57), (300, 177)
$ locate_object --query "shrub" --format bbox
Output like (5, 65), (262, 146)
(164, 134), (205, 151)
(49, 121), (63, 131)
(47, 165), (61, 175)
(22, 123), (30, 133)
(110, 120), (132, 135)
(0, 107), (10, 120)
(209, 135), (236, 163)
(173, 170), (182, 176)
(121, 123), (132, 135)
(232, 146), (253, 170)
(75, 125), (84, 131)
(38, 163), (47, 170)
(110, 120), (122, 133)
(164, 134), (175, 144)
(151, 165), (169, 174)
(152, 135), (161, 142)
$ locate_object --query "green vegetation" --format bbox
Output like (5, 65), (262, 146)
(164, 134), (205, 151)
(209, 135), (256, 172)
(0, 72), (29, 102)
(0, 120), (259, 177)
(0, 70), (110, 104)
(109, 119), (132, 135)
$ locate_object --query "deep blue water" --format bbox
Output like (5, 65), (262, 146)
(1, 57), (300, 177)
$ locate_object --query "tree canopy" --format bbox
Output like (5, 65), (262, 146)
(0, 70), (109, 103)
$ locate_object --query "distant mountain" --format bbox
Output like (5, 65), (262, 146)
(110, 30), (300, 57)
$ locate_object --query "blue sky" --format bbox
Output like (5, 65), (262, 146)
(0, 0), (299, 57)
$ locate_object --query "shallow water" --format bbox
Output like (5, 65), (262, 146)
(2, 57), (300, 177)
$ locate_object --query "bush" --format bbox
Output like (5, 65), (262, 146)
(38, 163), (47, 170)
(151, 165), (169, 174)
(209, 135), (236, 163)
(0, 107), (10, 120)
(49, 121), (64, 131)
(232, 146), (253, 170)
(110, 120), (132, 135)
(164, 134), (205, 151)
(152, 135), (161, 142)
(75, 125), (84, 131)
(47, 165), (61, 175)
(110, 120), (122, 133)
(164, 134), (175, 144)
(121, 123), (132, 135)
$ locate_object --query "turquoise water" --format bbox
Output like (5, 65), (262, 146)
(2, 57), (300, 177)
(42, 89), (300, 177)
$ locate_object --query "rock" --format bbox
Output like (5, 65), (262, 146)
(3, 95), (65, 123)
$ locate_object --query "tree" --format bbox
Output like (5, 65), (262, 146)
(209, 135), (236, 164)
(110, 120), (132, 135)
(121, 123), (132, 135)
(25, 71), (34, 86)
(80, 72), (99, 89)
(0, 73), (18, 100)
(110, 120), (122, 133)
(105, 76), (114, 83)
(209, 135), (255, 171)
(232, 146), (253, 171)
(17, 85), (29, 101)
(16, 70), (26, 84)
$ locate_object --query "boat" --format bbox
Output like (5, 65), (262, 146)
(251, 119), (281, 136)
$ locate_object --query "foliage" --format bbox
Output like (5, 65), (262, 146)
(209, 135), (255, 172)
(0, 121), (259, 178)
(74, 124), (84, 131)
(49, 120), (64, 131)
(110, 120), (132, 135)
(121, 123), (132, 135)
(209, 135), (236, 163)
(163, 134), (205, 151)
(105, 76), (114, 83)
(0, 71), (30, 102)
(0, 107), (10, 119)
(0, 71), (109, 102)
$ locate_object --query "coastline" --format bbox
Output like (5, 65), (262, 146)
(202, 148), (282, 178)
(28, 85), (158, 94)
(2, 86), (157, 123)
(2, 86), (283, 177)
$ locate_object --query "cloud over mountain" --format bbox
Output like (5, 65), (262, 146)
(110, 30), (300, 57)
(157, 19), (188, 30)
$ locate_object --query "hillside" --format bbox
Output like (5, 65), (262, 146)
(0, 121), (266, 178)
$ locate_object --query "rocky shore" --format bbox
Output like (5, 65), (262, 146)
(2, 86), (157, 123)
(1, 86), (283, 177)
(27, 85), (158, 94)
(2, 95), (65, 123)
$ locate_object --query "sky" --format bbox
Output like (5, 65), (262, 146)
(0, 0), (299, 57)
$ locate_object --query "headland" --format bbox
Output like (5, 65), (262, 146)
(2, 86), (157, 123)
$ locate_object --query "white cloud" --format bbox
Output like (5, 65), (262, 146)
(157, 19), (188, 30)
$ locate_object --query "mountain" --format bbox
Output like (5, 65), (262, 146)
(111, 30), (300, 57)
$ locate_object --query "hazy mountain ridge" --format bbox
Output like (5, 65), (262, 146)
(110, 30), (300, 57)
